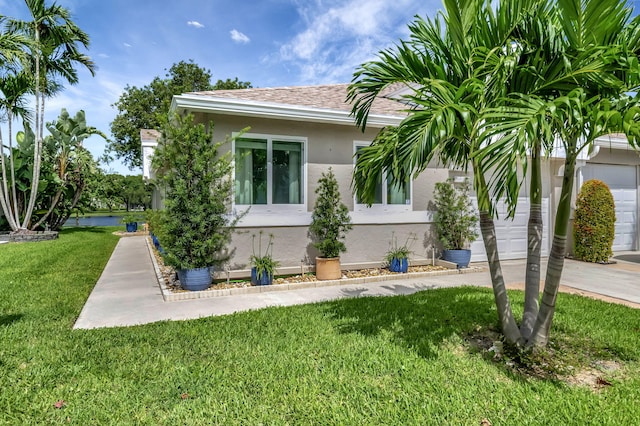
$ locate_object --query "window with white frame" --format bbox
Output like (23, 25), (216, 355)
(234, 135), (305, 206)
(354, 144), (411, 207)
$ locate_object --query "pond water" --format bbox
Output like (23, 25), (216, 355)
(64, 215), (124, 227)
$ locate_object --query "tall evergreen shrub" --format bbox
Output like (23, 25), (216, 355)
(573, 179), (616, 263)
(152, 114), (238, 270)
(309, 168), (352, 258)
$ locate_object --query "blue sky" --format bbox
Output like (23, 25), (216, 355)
(1, 0), (442, 175)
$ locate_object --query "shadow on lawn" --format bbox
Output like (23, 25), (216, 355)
(0, 313), (23, 327)
(325, 286), (499, 360)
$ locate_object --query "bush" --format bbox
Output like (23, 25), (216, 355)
(573, 179), (616, 263)
(152, 114), (239, 270)
(433, 179), (478, 250)
(309, 168), (352, 258)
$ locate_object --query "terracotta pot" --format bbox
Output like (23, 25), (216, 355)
(315, 257), (341, 280)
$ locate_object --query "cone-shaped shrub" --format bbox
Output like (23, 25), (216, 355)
(573, 179), (616, 263)
(309, 168), (352, 258)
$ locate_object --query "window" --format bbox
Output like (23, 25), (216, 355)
(234, 135), (305, 206)
(354, 144), (410, 206)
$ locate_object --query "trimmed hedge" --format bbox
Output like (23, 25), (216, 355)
(573, 179), (616, 263)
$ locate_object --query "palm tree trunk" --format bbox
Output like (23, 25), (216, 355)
(0, 128), (20, 231)
(8, 114), (20, 226)
(475, 164), (523, 346)
(22, 26), (41, 231)
(528, 154), (575, 348)
(521, 144), (542, 340)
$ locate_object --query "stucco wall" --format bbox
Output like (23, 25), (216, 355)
(183, 112), (451, 270)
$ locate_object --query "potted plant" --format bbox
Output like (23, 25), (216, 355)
(145, 209), (166, 250)
(152, 114), (240, 291)
(249, 232), (280, 286)
(384, 232), (416, 273)
(433, 178), (478, 268)
(121, 213), (140, 232)
(309, 168), (352, 280)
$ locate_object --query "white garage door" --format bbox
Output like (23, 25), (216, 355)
(582, 164), (638, 251)
(470, 197), (550, 262)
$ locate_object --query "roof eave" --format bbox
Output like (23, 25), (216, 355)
(171, 94), (403, 128)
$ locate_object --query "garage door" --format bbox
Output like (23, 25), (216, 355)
(582, 164), (638, 251)
(470, 197), (550, 262)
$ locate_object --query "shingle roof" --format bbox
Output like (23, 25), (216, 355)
(140, 129), (160, 140)
(188, 83), (405, 117)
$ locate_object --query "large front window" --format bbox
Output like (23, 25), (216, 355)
(355, 145), (410, 206)
(235, 136), (305, 205)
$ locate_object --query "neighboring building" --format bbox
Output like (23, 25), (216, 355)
(142, 84), (639, 274)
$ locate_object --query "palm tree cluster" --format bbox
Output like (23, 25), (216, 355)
(0, 0), (95, 232)
(348, 0), (640, 349)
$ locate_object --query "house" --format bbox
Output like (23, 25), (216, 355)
(142, 84), (639, 275)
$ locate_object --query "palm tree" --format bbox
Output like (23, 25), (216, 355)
(0, 18), (30, 231)
(8, 0), (95, 231)
(348, 0), (640, 348)
(0, 71), (33, 228)
(349, 0), (539, 345)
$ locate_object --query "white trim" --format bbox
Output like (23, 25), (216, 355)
(231, 132), (308, 212)
(352, 140), (413, 212)
(172, 94), (404, 128)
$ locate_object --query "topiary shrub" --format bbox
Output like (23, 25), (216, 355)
(573, 179), (616, 263)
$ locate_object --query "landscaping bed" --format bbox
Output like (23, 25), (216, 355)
(145, 236), (472, 301)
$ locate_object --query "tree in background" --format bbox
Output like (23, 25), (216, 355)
(120, 175), (151, 211)
(108, 60), (252, 169)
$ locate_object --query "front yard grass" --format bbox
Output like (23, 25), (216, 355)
(0, 227), (638, 424)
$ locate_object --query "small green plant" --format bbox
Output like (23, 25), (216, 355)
(384, 232), (417, 264)
(309, 168), (352, 258)
(433, 179), (478, 250)
(574, 179), (616, 263)
(250, 231), (280, 277)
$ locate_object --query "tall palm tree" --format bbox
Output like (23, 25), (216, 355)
(9, 0), (95, 231)
(0, 71), (33, 230)
(349, 0), (542, 345)
(0, 18), (30, 231)
(348, 0), (640, 348)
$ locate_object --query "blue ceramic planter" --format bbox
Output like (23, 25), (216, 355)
(251, 267), (273, 286)
(125, 222), (138, 232)
(177, 267), (212, 291)
(442, 249), (472, 268)
(151, 234), (160, 249)
(389, 257), (409, 273)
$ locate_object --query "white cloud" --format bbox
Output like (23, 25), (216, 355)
(123, 42), (132, 48)
(187, 20), (205, 29)
(277, 0), (433, 84)
(230, 29), (250, 44)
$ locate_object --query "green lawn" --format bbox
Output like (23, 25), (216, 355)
(0, 228), (639, 424)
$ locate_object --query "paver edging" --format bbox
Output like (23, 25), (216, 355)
(145, 236), (484, 302)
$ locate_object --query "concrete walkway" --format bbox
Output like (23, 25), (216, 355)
(73, 236), (640, 329)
